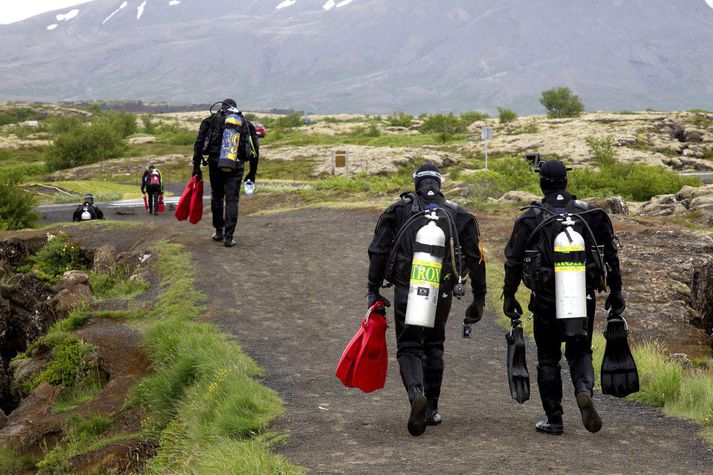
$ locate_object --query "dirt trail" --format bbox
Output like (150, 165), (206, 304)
(165, 207), (710, 474)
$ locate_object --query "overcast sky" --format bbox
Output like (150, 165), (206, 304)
(0, 0), (96, 24)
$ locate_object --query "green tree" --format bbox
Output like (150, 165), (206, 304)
(497, 107), (518, 124)
(420, 113), (467, 134)
(387, 111), (413, 127)
(540, 87), (585, 118)
(47, 122), (125, 171)
(0, 172), (38, 230)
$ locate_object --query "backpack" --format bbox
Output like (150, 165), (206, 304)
(149, 169), (161, 186)
(217, 113), (257, 171)
(521, 200), (607, 294)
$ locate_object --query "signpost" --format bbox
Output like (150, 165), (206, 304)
(481, 126), (492, 170)
(333, 149), (349, 177)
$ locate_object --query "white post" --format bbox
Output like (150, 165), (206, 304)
(484, 141), (489, 171)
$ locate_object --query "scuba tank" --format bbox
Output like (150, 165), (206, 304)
(81, 206), (92, 221)
(554, 215), (588, 337)
(217, 112), (244, 172)
(405, 215), (446, 328)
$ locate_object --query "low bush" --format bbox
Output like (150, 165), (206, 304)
(0, 107), (37, 126)
(460, 110), (490, 124)
(98, 111), (137, 138)
(46, 122), (125, 171)
(0, 173), (38, 230)
(387, 111), (413, 127)
(19, 232), (90, 281)
(540, 86), (585, 118)
(420, 113), (468, 134)
(274, 112), (304, 129)
(46, 115), (85, 135)
(349, 123), (381, 137)
(462, 156), (540, 200)
(157, 122), (195, 145)
(513, 119), (539, 134)
(585, 135), (617, 165)
(498, 107), (518, 124)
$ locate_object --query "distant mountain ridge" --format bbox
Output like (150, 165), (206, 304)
(2, 0), (713, 114)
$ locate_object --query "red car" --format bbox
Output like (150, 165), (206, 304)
(252, 122), (266, 138)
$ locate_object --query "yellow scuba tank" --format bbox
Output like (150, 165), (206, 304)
(405, 215), (446, 328)
(218, 112), (244, 172)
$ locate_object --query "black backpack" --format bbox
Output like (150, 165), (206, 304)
(521, 200), (607, 294)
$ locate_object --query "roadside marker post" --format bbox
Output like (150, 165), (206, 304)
(333, 149), (349, 177)
(481, 126), (492, 170)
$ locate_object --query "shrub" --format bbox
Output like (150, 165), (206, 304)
(47, 115), (84, 135)
(498, 107), (518, 124)
(0, 173), (38, 230)
(0, 107), (37, 126)
(585, 135), (617, 165)
(540, 86), (585, 118)
(350, 123), (381, 137)
(462, 156), (540, 199)
(157, 123), (195, 145)
(420, 113), (467, 134)
(274, 112), (303, 129)
(387, 111), (413, 127)
(142, 114), (157, 134)
(47, 122), (125, 171)
(513, 119), (539, 135)
(98, 111), (137, 138)
(460, 110), (490, 125)
(20, 232), (90, 281)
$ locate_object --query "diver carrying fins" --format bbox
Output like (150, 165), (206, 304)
(506, 318), (530, 404)
(601, 313), (639, 398)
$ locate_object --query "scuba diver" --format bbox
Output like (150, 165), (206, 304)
(503, 159), (625, 435)
(141, 164), (163, 215)
(72, 194), (104, 222)
(192, 98), (260, 247)
(367, 162), (487, 437)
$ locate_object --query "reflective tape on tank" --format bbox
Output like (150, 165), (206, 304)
(409, 259), (442, 286)
(554, 261), (586, 272)
(554, 245), (585, 252)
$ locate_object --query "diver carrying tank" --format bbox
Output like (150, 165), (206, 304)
(405, 214), (446, 328)
(554, 215), (588, 338)
(217, 111), (245, 172)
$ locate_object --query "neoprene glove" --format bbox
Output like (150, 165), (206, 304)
(503, 294), (523, 321)
(605, 290), (626, 317)
(192, 164), (202, 181)
(464, 296), (484, 324)
(367, 291), (391, 315)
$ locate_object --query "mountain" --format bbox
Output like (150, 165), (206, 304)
(2, 0), (713, 114)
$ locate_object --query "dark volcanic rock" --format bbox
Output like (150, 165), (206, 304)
(0, 236), (46, 277)
(692, 259), (713, 336)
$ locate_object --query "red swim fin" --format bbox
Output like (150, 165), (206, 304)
(336, 303), (388, 393)
(175, 177), (195, 221)
(188, 179), (204, 224)
(143, 195), (148, 210)
(158, 195), (165, 213)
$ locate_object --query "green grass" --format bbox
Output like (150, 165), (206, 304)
(258, 157), (319, 181)
(33, 180), (144, 202)
(261, 129), (467, 147)
(89, 267), (148, 301)
(0, 447), (39, 475)
(129, 241), (300, 473)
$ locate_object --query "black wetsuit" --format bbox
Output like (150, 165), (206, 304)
(368, 191), (486, 406)
(193, 112), (260, 239)
(72, 203), (104, 222)
(503, 191), (622, 419)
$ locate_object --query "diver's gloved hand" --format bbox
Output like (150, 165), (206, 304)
(503, 294), (523, 321)
(605, 290), (626, 317)
(367, 291), (391, 315)
(464, 296), (484, 324)
(192, 163), (202, 181)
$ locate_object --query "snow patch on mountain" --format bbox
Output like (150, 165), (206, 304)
(706, 0), (713, 9)
(56, 9), (79, 22)
(336, 0), (355, 7)
(276, 0), (297, 9)
(169, 0), (180, 5)
(103, 1), (128, 24)
(137, 1), (147, 19)
(323, 0), (335, 10)
(46, 24), (58, 30)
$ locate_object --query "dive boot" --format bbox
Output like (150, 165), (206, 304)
(576, 393), (602, 433)
(212, 229), (224, 241)
(224, 237), (236, 248)
(535, 415), (564, 435)
(601, 316), (639, 398)
(407, 394), (428, 437)
(425, 400), (442, 426)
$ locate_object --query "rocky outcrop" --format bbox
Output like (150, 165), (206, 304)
(691, 259), (713, 335)
(93, 245), (118, 274)
(585, 196), (629, 215)
(497, 191), (540, 204)
(640, 185), (713, 222)
(0, 235), (47, 277)
(51, 270), (94, 313)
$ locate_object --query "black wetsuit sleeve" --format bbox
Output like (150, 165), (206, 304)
(140, 170), (149, 193)
(94, 206), (104, 220)
(245, 122), (260, 182)
(367, 206), (399, 291)
(72, 206), (81, 222)
(592, 211), (622, 292)
(503, 215), (531, 297)
(193, 117), (211, 165)
(458, 213), (486, 299)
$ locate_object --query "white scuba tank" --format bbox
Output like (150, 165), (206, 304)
(81, 207), (91, 220)
(405, 218), (446, 328)
(554, 216), (587, 321)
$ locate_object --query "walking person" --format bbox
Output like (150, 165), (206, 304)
(367, 163), (487, 436)
(141, 164), (163, 215)
(192, 98), (260, 247)
(502, 160), (625, 435)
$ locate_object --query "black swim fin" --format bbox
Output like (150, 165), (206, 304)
(506, 321), (530, 404)
(601, 316), (639, 398)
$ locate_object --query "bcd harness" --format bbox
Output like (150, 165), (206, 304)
(521, 200), (617, 294)
(382, 192), (468, 295)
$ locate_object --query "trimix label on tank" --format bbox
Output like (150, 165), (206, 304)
(409, 259), (442, 287)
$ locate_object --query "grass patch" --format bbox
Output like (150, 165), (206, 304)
(34, 180), (144, 202)
(257, 157), (318, 181)
(129, 241), (300, 473)
(18, 232), (90, 282)
(0, 447), (39, 474)
(89, 266), (148, 301)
